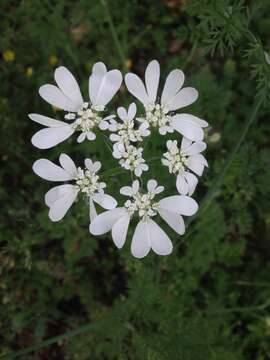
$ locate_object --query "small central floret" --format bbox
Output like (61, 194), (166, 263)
(145, 103), (171, 129)
(75, 167), (106, 196)
(115, 120), (138, 144)
(118, 144), (148, 176)
(124, 191), (159, 219)
(65, 102), (104, 132)
(162, 140), (188, 175)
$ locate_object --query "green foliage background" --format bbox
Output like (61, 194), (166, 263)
(1, 0), (270, 359)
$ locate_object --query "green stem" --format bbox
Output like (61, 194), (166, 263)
(100, 0), (126, 68)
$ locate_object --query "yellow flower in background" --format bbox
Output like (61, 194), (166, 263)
(49, 55), (58, 66)
(26, 67), (33, 77)
(3, 50), (15, 62)
(125, 59), (133, 70)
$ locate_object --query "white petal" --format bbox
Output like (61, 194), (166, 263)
(45, 184), (75, 207)
(131, 220), (151, 258)
(158, 208), (185, 235)
(183, 141), (206, 156)
(89, 62), (107, 104)
(132, 180), (140, 193)
(87, 131), (96, 140)
(29, 113), (66, 127)
(77, 132), (86, 143)
(147, 179), (158, 192)
(120, 186), (133, 196)
(92, 161), (102, 173)
(185, 115), (208, 128)
(33, 159), (74, 181)
(125, 73), (148, 105)
(54, 66), (83, 108)
(110, 134), (121, 142)
(189, 154), (208, 167)
(31, 126), (74, 149)
(161, 69), (185, 106)
(99, 120), (109, 130)
(93, 193), (117, 210)
(127, 103), (137, 120)
(59, 154), (77, 177)
(184, 172), (198, 196)
(117, 107), (127, 120)
(186, 158), (205, 176)
(167, 87), (198, 111)
(39, 85), (78, 112)
(145, 60), (160, 103)
(181, 137), (192, 150)
(111, 213), (130, 248)
(159, 195), (198, 216)
(84, 158), (93, 171)
(171, 114), (204, 141)
(48, 186), (79, 222)
(93, 70), (122, 106)
(147, 218), (173, 256)
(89, 208), (126, 235)
(176, 175), (189, 195)
(89, 197), (98, 221)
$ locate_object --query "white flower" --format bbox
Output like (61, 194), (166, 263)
(125, 60), (208, 140)
(112, 142), (148, 177)
(90, 179), (198, 258)
(109, 103), (150, 146)
(162, 138), (208, 196)
(30, 63), (122, 148)
(32, 154), (117, 222)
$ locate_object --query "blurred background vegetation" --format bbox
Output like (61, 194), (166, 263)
(1, 0), (270, 359)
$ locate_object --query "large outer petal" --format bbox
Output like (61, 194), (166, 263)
(54, 66), (83, 108)
(59, 154), (78, 178)
(166, 87), (198, 111)
(31, 126), (74, 149)
(161, 69), (185, 106)
(145, 60), (160, 103)
(147, 218), (173, 256)
(158, 208), (185, 235)
(29, 114), (67, 127)
(48, 186), (79, 222)
(33, 159), (75, 181)
(92, 70), (122, 106)
(112, 213), (130, 249)
(159, 195), (198, 216)
(89, 62), (107, 104)
(125, 73), (148, 105)
(131, 220), (151, 258)
(171, 114), (204, 141)
(89, 208), (126, 235)
(45, 184), (77, 207)
(39, 84), (79, 112)
(92, 193), (117, 210)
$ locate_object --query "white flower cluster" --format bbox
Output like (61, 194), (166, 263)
(30, 60), (209, 258)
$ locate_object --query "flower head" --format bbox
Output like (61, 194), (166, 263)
(33, 154), (117, 221)
(30, 63), (122, 148)
(109, 103), (150, 146)
(125, 60), (208, 140)
(90, 179), (198, 258)
(162, 138), (208, 195)
(112, 143), (148, 177)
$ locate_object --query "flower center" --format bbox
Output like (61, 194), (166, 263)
(162, 145), (188, 175)
(75, 167), (106, 196)
(145, 103), (171, 128)
(124, 192), (159, 219)
(119, 145), (146, 171)
(66, 102), (103, 133)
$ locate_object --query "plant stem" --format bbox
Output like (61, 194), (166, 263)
(100, 0), (126, 68)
